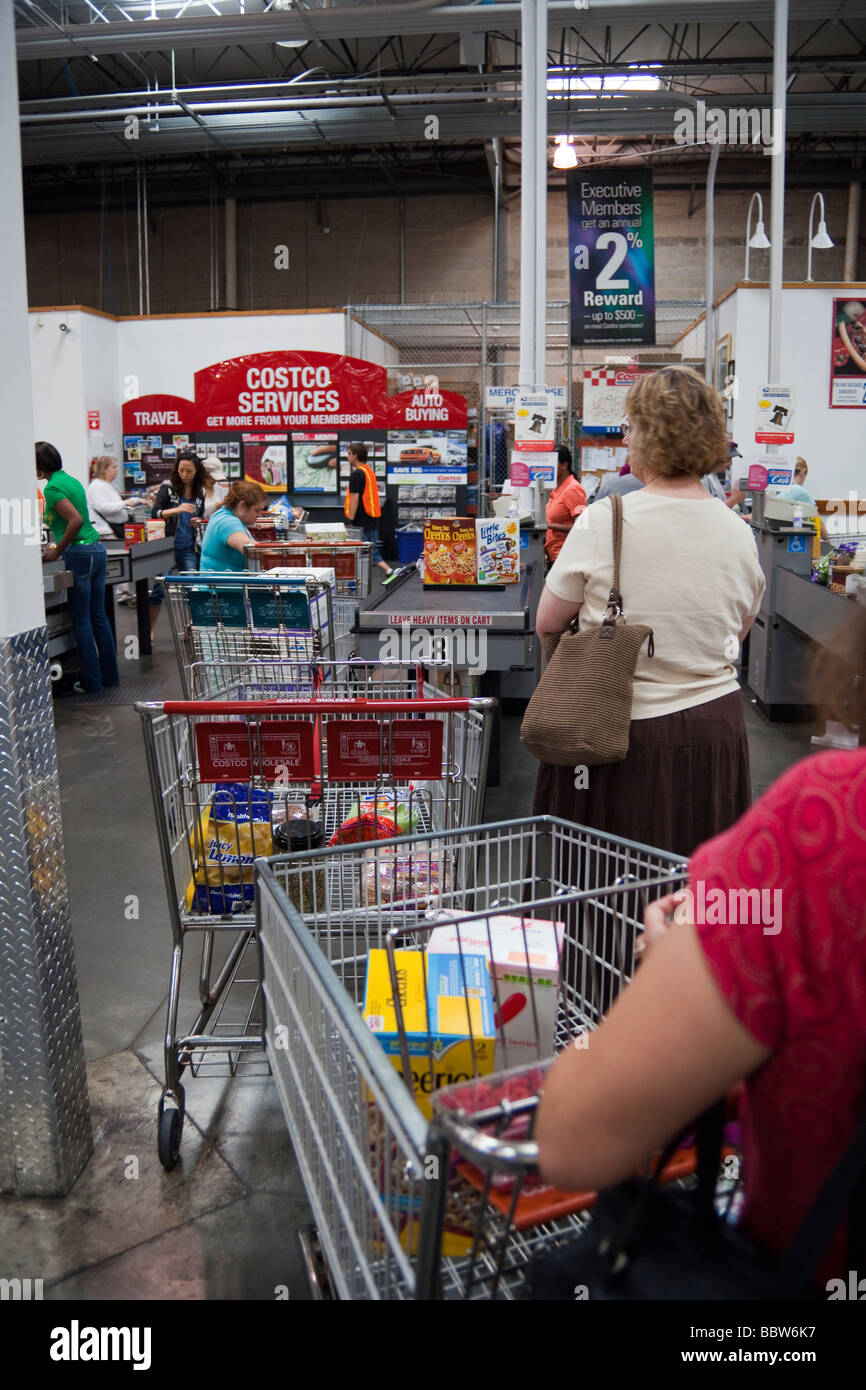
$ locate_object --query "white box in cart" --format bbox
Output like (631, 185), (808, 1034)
(261, 566), (336, 590)
(304, 522), (347, 542)
(426, 915), (565, 1065)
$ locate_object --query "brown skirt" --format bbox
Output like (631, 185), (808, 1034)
(532, 690), (751, 860)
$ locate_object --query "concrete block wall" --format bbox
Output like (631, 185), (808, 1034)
(25, 184), (862, 317)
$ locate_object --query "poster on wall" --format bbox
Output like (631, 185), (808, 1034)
(387, 430), (467, 486)
(567, 168), (655, 346)
(243, 433), (289, 492)
(830, 298), (866, 407)
(582, 367), (647, 435)
(292, 433), (339, 493)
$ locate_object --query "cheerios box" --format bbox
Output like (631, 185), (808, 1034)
(427, 916), (565, 1067)
(363, 948), (496, 1120)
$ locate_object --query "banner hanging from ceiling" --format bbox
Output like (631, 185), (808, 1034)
(567, 168), (656, 347)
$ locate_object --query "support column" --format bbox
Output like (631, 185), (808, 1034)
(0, 2), (92, 1194)
(225, 195), (238, 310)
(844, 178), (861, 283)
(519, 0), (548, 391)
(768, 0), (788, 383)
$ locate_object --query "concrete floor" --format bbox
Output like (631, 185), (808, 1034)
(0, 603), (817, 1301)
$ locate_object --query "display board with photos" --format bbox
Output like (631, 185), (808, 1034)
(338, 433), (388, 501)
(386, 429), (468, 486)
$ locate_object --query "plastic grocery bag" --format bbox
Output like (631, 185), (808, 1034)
(185, 783), (273, 914)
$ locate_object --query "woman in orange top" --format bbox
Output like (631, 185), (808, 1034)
(544, 447), (586, 565)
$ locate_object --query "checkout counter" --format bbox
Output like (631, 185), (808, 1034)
(747, 494), (862, 720)
(42, 536), (175, 684)
(355, 533), (545, 784)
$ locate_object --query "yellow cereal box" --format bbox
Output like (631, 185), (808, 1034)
(363, 949), (495, 1120)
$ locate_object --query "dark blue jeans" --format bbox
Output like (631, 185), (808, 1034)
(64, 543), (120, 692)
(175, 543), (198, 573)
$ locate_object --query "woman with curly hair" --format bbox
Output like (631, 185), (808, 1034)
(532, 366), (766, 857)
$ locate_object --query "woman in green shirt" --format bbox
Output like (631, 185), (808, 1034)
(36, 441), (120, 694)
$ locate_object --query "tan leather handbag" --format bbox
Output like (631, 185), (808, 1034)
(520, 494), (654, 767)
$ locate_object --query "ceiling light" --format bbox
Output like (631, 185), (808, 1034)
(547, 72), (662, 95)
(276, 40), (307, 48)
(553, 136), (578, 170)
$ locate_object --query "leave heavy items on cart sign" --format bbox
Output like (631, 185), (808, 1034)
(161, 571), (353, 699)
(256, 817), (690, 1300)
(137, 685), (495, 1170)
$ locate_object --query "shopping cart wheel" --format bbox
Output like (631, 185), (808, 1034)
(157, 1103), (183, 1170)
(297, 1225), (334, 1300)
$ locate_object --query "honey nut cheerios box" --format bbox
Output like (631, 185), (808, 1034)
(422, 518), (477, 585)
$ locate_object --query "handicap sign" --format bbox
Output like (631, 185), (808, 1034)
(787, 534), (808, 554)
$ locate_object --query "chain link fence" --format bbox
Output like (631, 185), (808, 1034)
(346, 299), (706, 495)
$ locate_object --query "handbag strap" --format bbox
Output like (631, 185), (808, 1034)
(609, 492), (623, 601)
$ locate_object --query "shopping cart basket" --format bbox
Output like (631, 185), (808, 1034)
(162, 572), (343, 699)
(246, 539), (372, 599)
(138, 692), (494, 1170)
(185, 655), (456, 703)
(256, 817), (688, 1299)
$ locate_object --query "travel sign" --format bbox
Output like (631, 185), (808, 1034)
(567, 168), (656, 346)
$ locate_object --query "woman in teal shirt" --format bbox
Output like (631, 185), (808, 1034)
(200, 480), (267, 572)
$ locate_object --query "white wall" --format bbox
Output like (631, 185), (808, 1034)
(30, 310), (90, 488)
(727, 286), (866, 498)
(117, 311), (346, 402)
(80, 311), (123, 477)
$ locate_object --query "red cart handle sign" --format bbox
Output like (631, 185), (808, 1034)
(196, 720), (316, 782)
(326, 719), (444, 781)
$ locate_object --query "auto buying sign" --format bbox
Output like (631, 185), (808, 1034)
(567, 168), (656, 346)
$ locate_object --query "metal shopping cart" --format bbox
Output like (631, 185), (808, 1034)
(245, 539), (373, 661)
(256, 817), (688, 1299)
(138, 691), (495, 1169)
(162, 571), (345, 699)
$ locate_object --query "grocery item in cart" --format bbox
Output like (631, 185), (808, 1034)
(186, 783), (273, 914)
(329, 789), (419, 846)
(361, 844), (450, 907)
(475, 518), (519, 585)
(423, 518), (477, 585)
(363, 948), (495, 1119)
(427, 914), (564, 1067)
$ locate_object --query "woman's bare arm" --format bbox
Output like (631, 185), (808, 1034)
(535, 920), (770, 1191)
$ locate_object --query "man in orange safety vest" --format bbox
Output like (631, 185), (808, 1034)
(344, 442), (392, 575)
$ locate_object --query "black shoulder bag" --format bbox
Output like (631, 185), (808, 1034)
(524, 1097), (866, 1300)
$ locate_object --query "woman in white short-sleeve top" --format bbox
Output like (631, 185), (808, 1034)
(534, 366), (766, 857)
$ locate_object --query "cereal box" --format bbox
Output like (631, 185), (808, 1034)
(363, 948), (495, 1120)
(475, 517), (520, 584)
(423, 518), (477, 585)
(427, 915), (564, 1067)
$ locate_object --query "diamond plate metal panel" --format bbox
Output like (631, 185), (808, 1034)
(0, 626), (92, 1195)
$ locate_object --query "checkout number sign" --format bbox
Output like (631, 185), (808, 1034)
(326, 720), (444, 781)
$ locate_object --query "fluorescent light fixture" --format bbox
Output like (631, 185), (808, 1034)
(547, 72), (662, 95)
(552, 136), (578, 169)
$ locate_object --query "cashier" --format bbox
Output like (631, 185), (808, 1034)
(199, 480), (267, 572)
(544, 447), (587, 566)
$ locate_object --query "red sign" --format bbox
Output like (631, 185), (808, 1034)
(326, 721), (382, 781)
(755, 431), (794, 445)
(195, 720), (316, 782)
(88, 410), (100, 430)
(258, 721), (316, 781)
(121, 351), (468, 434)
(196, 723), (253, 781)
(390, 720), (444, 779)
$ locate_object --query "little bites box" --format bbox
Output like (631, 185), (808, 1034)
(427, 916), (565, 1066)
(476, 518), (519, 584)
(423, 518), (477, 585)
(363, 948), (495, 1119)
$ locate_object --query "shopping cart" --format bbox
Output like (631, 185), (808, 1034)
(161, 571), (344, 699)
(256, 817), (688, 1299)
(138, 691), (494, 1170)
(246, 538), (372, 659)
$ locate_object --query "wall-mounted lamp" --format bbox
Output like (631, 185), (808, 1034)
(744, 192), (771, 283)
(806, 192), (834, 282)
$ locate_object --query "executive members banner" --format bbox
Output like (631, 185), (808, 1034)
(567, 168), (655, 346)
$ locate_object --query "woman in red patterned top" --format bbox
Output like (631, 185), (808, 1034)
(536, 616), (866, 1287)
